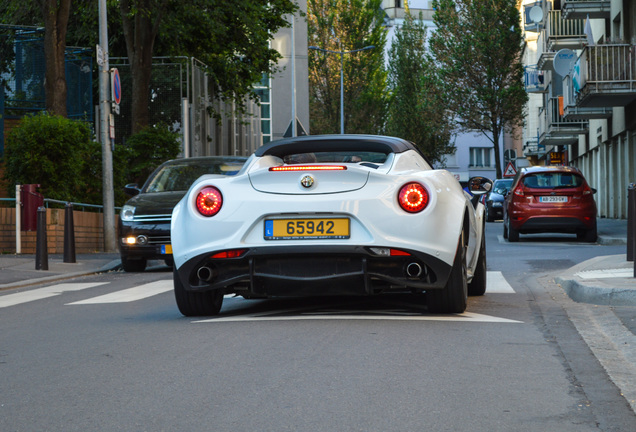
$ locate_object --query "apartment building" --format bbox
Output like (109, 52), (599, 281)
(521, 0), (635, 219)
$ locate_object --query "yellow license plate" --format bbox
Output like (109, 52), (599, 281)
(264, 218), (350, 240)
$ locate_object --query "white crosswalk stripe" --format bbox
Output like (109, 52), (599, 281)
(0, 283), (109, 308)
(486, 271), (516, 293)
(67, 280), (173, 305)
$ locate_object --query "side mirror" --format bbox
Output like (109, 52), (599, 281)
(468, 176), (493, 196)
(124, 183), (141, 197)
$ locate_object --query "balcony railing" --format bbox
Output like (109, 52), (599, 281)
(575, 44), (636, 107)
(524, 66), (547, 93)
(562, 73), (613, 119)
(545, 10), (586, 51)
(538, 97), (586, 146)
(562, 0), (611, 20)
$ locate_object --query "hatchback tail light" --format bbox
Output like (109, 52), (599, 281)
(398, 182), (429, 213)
(513, 185), (525, 197)
(582, 185), (594, 196)
(196, 186), (223, 217)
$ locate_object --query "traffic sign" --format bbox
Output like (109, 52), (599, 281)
(111, 68), (121, 105)
(503, 162), (517, 178)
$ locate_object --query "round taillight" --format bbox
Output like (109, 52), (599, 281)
(398, 182), (429, 213)
(196, 186), (223, 217)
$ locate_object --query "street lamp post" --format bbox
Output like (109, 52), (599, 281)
(308, 44), (375, 134)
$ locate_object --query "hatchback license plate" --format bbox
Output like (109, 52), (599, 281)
(264, 218), (350, 240)
(539, 196), (568, 203)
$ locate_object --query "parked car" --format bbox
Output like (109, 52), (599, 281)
(118, 156), (248, 272)
(171, 134), (493, 316)
(503, 166), (597, 242)
(485, 178), (513, 222)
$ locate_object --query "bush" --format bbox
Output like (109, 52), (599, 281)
(3, 112), (102, 203)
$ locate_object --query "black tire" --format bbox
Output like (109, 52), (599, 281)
(468, 230), (487, 296)
(507, 217), (519, 242)
(581, 223), (597, 243)
(121, 255), (147, 272)
(173, 268), (223, 316)
(428, 232), (468, 314)
(485, 203), (494, 222)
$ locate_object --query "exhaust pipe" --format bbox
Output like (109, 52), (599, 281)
(406, 262), (423, 278)
(197, 266), (215, 282)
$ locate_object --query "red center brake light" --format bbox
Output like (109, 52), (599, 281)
(398, 182), (429, 213)
(269, 165), (347, 172)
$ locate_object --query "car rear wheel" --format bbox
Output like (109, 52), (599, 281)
(468, 230), (487, 296)
(507, 217), (519, 242)
(173, 268), (223, 316)
(485, 203), (494, 222)
(577, 223), (597, 243)
(428, 232), (467, 314)
(121, 256), (147, 272)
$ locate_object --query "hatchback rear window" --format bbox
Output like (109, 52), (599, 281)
(522, 173), (583, 189)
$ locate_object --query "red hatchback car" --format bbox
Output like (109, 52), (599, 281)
(503, 166), (597, 242)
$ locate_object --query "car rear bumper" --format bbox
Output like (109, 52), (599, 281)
(512, 216), (595, 233)
(175, 245), (453, 297)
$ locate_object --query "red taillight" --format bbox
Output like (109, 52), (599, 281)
(210, 249), (247, 259)
(398, 182), (429, 213)
(390, 249), (411, 256)
(269, 165), (347, 172)
(513, 185), (525, 197)
(196, 186), (223, 217)
(582, 185), (593, 195)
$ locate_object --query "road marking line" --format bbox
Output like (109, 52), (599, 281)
(487, 271), (516, 293)
(194, 312), (522, 324)
(67, 280), (173, 305)
(0, 283), (109, 308)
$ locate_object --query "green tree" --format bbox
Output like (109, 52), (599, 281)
(122, 123), (181, 186)
(307, 0), (388, 135)
(429, 0), (527, 179)
(386, 11), (454, 166)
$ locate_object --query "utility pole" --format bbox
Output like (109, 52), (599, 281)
(98, 0), (116, 252)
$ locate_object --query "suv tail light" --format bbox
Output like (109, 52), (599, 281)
(398, 182), (429, 213)
(196, 186), (223, 217)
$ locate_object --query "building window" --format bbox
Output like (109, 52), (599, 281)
(469, 147), (492, 168)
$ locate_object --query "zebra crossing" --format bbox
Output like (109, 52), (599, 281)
(0, 271), (516, 311)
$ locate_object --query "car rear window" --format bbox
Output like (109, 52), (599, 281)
(283, 151), (388, 164)
(522, 173), (584, 189)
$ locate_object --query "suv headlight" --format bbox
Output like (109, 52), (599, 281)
(120, 205), (136, 221)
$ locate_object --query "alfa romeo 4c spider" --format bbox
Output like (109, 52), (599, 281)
(171, 135), (492, 316)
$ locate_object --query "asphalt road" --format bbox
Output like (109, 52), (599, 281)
(1, 223), (634, 431)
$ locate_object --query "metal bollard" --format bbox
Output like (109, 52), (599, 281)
(35, 206), (48, 271)
(629, 184), (636, 263)
(64, 202), (76, 263)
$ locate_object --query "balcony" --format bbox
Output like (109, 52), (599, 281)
(537, 10), (586, 70)
(538, 97), (587, 146)
(523, 140), (545, 157)
(524, 66), (547, 93)
(562, 0), (611, 20)
(575, 44), (636, 107)
(562, 73), (613, 119)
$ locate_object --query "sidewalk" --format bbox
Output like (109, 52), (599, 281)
(0, 219), (632, 303)
(0, 253), (121, 291)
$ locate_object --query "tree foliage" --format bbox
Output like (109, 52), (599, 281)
(307, 0), (389, 135)
(386, 12), (455, 166)
(3, 113), (102, 202)
(122, 123), (181, 186)
(429, 0), (527, 178)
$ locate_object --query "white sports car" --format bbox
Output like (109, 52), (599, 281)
(171, 135), (492, 316)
